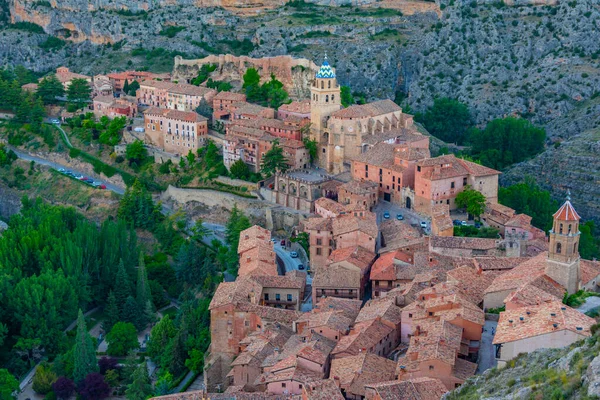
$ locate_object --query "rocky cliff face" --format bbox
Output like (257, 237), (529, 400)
(173, 54), (318, 99)
(2, 0), (599, 221)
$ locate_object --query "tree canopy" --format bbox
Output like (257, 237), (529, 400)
(455, 186), (486, 218)
(498, 179), (558, 231)
(261, 140), (289, 177)
(37, 74), (65, 104)
(415, 98), (473, 145)
(106, 322), (139, 357)
(66, 78), (92, 105)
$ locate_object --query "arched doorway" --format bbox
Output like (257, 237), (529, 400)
(406, 197), (412, 209)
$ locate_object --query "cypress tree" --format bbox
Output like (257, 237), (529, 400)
(122, 296), (141, 330)
(103, 291), (119, 333)
(125, 361), (152, 400)
(123, 79), (130, 95)
(114, 260), (131, 319)
(136, 252), (152, 311)
(73, 309), (98, 383)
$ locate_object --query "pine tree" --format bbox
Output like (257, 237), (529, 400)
(144, 300), (156, 327)
(123, 79), (130, 95)
(125, 361), (152, 400)
(136, 252), (152, 311)
(260, 140), (289, 177)
(73, 309), (98, 383)
(114, 260), (131, 319)
(122, 296), (141, 330)
(103, 291), (119, 333)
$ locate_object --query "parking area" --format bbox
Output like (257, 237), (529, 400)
(373, 201), (430, 234)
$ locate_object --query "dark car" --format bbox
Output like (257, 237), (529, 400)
(396, 214), (404, 220)
(474, 221), (482, 228)
(281, 239), (286, 246)
(383, 212), (390, 219)
(453, 219), (462, 226)
(298, 264), (305, 270)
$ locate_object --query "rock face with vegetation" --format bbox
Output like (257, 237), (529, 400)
(446, 330), (600, 400)
(1, 0), (599, 221)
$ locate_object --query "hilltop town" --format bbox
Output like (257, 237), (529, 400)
(0, 46), (599, 400)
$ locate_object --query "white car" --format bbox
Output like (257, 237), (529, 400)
(51, 119), (60, 125)
(290, 251), (298, 258)
(420, 221), (428, 228)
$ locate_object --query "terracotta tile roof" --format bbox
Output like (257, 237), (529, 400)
(553, 200), (581, 221)
(303, 217), (333, 232)
(214, 91), (247, 102)
(339, 179), (378, 195)
(431, 204), (453, 232)
(234, 102), (274, 116)
(150, 390), (298, 399)
(228, 124), (266, 138)
(331, 99), (401, 119)
(209, 277), (263, 310)
(412, 293), (485, 326)
(168, 83), (215, 97)
(238, 243), (278, 277)
(380, 220), (422, 246)
(504, 282), (562, 308)
(473, 256), (530, 271)
(393, 251), (466, 283)
(314, 197), (346, 215)
(580, 259), (600, 286)
(260, 332), (336, 373)
(445, 266), (500, 305)
(327, 246), (376, 273)
(370, 251), (398, 281)
(238, 225), (272, 254)
(278, 100), (311, 114)
(505, 213), (533, 229)
(21, 83), (39, 90)
(355, 297), (402, 326)
(452, 358), (478, 381)
(332, 212), (378, 238)
(236, 303), (303, 325)
(313, 263), (362, 290)
(302, 379), (344, 400)
(364, 377), (447, 400)
(332, 319), (394, 357)
(260, 363), (323, 386)
(493, 301), (595, 344)
(296, 310), (353, 334)
(484, 253), (565, 299)
(330, 353), (397, 397)
(416, 154), (499, 180)
(143, 107), (207, 122)
(352, 142), (404, 173)
(314, 297), (362, 320)
(430, 236), (499, 251)
(54, 68), (91, 83)
(360, 127), (427, 146)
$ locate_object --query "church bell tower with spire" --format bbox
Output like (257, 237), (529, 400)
(545, 191), (581, 294)
(310, 54), (341, 171)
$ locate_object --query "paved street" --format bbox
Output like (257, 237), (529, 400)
(477, 320), (498, 374)
(373, 201), (430, 234)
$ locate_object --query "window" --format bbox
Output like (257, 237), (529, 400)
(282, 383), (286, 388)
(264, 293), (269, 301)
(429, 365), (434, 370)
(316, 248), (322, 256)
(417, 166), (421, 172)
(245, 321), (249, 326)
(287, 294), (293, 302)
(451, 181), (455, 189)
(556, 243), (562, 254)
(463, 177), (467, 185)
(408, 313), (412, 318)
(317, 238), (322, 246)
(560, 223), (563, 234)
(276, 294), (281, 301)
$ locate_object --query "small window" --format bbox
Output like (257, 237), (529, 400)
(282, 383), (286, 388)
(429, 365), (434, 371)
(408, 313), (412, 318)
(417, 166), (421, 172)
(451, 181), (455, 189)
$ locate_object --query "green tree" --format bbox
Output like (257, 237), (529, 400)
(262, 74), (289, 108)
(185, 349), (204, 373)
(0, 369), (19, 400)
(136, 252), (152, 314)
(73, 309), (98, 383)
(455, 186), (486, 219)
(195, 98), (212, 119)
(0, 323), (7, 348)
(415, 98), (472, 144)
(303, 137), (318, 164)
(123, 79), (130, 94)
(122, 296), (142, 330)
(154, 372), (173, 396)
(340, 86), (354, 108)
(242, 67), (261, 89)
(470, 117), (546, 169)
(66, 78), (92, 106)
(103, 291), (120, 334)
(118, 179), (160, 230)
(37, 74), (65, 104)
(29, 97), (46, 134)
(261, 140), (289, 177)
(114, 260), (132, 319)
(147, 316), (176, 365)
(32, 362), (57, 395)
(125, 140), (148, 167)
(106, 322), (139, 357)
(579, 221), (600, 260)
(498, 179), (558, 231)
(229, 159), (251, 180)
(128, 81), (140, 97)
(125, 361), (152, 400)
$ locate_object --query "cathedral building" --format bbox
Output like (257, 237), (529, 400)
(310, 56), (416, 174)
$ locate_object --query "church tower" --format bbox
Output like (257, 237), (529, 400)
(310, 55), (341, 170)
(545, 192), (581, 294)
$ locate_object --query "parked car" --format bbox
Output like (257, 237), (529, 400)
(81, 177), (92, 182)
(280, 239), (286, 246)
(298, 264), (305, 270)
(58, 168), (66, 173)
(396, 214), (404, 220)
(75, 175), (84, 180)
(271, 238), (277, 243)
(453, 219), (462, 226)
(383, 212), (390, 219)
(420, 221), (428, 228)
(460, 221), (468, 226)
(98, 184), (107, 190)
(51, 119), (60, 125)
(91, 182), (101, 187)
(474, 221), (482, 228)
(290, 251), (298, 258)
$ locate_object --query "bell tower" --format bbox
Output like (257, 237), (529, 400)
(545, 191), (581, 294)
(310, 54), (341, 170)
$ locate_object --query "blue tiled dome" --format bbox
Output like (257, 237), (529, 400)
(316, 55), (335, 79)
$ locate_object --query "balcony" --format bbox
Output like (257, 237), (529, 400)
(262, 298), (297, 306)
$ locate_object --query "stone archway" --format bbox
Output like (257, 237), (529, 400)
(406, 197), (412, 209)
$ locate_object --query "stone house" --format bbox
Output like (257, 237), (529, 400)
(314, 197), (346, 218)
(294, 310), (353, 342)
(337, 180), (379, 211)
(278, 100), (311, 120)
(212, 91), (248, 121)
(50, 66), (91, 90)
(107, 70), (170, 93)
(93, 95), (137, 119)
(301, 379), (345, 400)
(414, 154), (500, 216)
(332, 211), (379, 253)
(143, 107), (208, 155)
(429, 236), (501, 258)
(493, 301), (595, 368)
(166, 83), (216, 112)
(364, 377), (447, 400)
(271, 169), (332, 213)
(312, 246), (376, 302)
(330, 353), (397, 400)
(431, 204), (453, 237)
